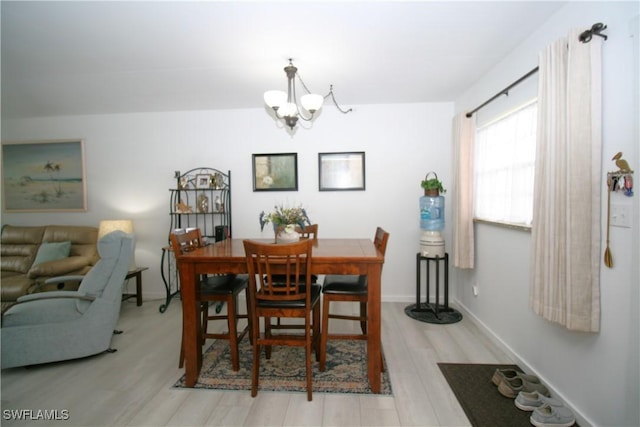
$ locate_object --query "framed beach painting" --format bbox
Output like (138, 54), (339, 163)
(2, 139), (87, 212)
(252, 153), (298, 191)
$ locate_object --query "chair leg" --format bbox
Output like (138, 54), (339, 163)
(201, 302), (208, 347)
(305, 320), (313, 401)
(245, 289), (254, 345)
(359, 301), (367, 334)
(313, 301), (321, 361)
(319, 295), (330, 371)
(264, 317), (272, 359)
(251, 342), (260, 398)
(179, 324), (185, 368)
(227, 296), (240, 371)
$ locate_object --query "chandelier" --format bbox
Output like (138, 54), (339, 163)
(263, 59), (352, 130)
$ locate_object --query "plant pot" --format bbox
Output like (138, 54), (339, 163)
(275, 224), (300, 243)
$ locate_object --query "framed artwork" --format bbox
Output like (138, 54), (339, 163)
(318, 151), (366, 191)
(195, 174), (211, 189)
(252, 153), (298, 191)
(2, 139), (87, 212)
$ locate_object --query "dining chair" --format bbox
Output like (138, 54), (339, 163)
(243, 238), (321, 401)
(295, 223), (318, 240)
(319, 226), (390, 372)
(170, 228), (249, 371)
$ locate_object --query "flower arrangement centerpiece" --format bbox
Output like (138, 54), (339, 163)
(259, 204), (311, 242)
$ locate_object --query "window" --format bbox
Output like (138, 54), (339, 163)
(474, 100), (537, 226)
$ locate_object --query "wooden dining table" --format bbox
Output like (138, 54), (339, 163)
(175, 237), (385, 393)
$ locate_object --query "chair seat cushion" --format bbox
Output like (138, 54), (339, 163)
(322, 274), (368, 295)
(2, 298), (83, 327)
(200, 274), (248, 296)
(257, 283), (321, 308)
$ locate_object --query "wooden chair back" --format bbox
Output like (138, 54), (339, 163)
(373, 227), (390, 257)
(244, 239), (313, 305)
(170, 228), (204, 256)
(296, 224), (318, 240)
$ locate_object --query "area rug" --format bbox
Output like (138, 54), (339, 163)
(174, 339), (392, 395)
(439, 363), (534, 427)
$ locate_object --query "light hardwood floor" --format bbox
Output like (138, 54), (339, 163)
(1, 298), (513, 426)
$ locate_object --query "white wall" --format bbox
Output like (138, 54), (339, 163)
(453, 2), (639, 427)
(1, 102), (454, 305)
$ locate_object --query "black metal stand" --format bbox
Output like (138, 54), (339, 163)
(159, 247), (180, 313)
(405, 252), (462, 324)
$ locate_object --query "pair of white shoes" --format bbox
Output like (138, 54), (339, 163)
(491, 368), (549, 398)
(515, 391), (576, 427)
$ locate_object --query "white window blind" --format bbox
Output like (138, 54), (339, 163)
(474, 100), (537, 226)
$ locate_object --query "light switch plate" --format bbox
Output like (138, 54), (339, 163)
(610, 204), (632, 228)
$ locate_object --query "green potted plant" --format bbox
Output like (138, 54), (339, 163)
(420, 172), (446, 196)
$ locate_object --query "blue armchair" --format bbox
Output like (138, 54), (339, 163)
(1, 230), (134, 369)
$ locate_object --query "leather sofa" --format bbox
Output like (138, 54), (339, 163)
(1, 225), (99, 309)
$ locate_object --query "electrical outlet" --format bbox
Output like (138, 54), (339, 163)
(610, 204), (632, 228)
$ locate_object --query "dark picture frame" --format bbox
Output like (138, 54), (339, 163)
(252, 153), (298, 191)
(318, 151), (366, 191)
(2, 139), (87, 212)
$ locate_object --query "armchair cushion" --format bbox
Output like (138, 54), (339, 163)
(2, 297), (84, 327)
(32, 241), (71, 266)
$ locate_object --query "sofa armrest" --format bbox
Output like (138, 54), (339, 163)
(27, 256), (91, 279)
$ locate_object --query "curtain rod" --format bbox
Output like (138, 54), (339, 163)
(465, 67), (538, 118)
(465, 22), (607, 118)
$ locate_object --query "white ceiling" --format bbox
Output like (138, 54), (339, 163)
(1, 1), (567, 119)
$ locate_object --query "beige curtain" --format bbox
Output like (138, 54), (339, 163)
(451, 113), (476, 269)
(530, 29), (602, 332)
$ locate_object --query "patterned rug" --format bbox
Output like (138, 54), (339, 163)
(173, 338), (392, 395)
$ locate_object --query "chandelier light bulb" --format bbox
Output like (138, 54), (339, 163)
(300, 93), (323, 113)
(264, 90), (287, 110)
(280, 102), (298, 118)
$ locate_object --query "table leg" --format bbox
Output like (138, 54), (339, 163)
(367, 263), (382, 394)
(134, 271), (143, 306)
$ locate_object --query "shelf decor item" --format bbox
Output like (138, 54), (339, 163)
(419, 172), (446, 258)
(197, 194), (209, 213)
(196, 174), (212, 189)
(259, 204), (311, 243)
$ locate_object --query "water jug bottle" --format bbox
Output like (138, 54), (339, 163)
(419, 195), (445, 231)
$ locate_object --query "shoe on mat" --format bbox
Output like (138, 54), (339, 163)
(491, 368), (540, 387)
(498, 375), (550, 398)
(530, 403), (575, 427)
(515, 391), (563, 411)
